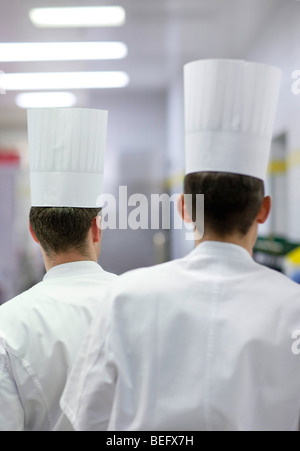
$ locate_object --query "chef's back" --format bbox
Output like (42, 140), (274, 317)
(0, 263), (117, 431)
(100, 241), (300, 431)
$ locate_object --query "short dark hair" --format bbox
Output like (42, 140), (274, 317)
(184, 172), (264, 237)
(29, 207), (101, 256)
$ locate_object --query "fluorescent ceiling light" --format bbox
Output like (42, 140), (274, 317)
(29, 6), (126, 28)
(0, 42), (128, 62)
(16, 92), (77, 108)
(2, 72), (129, 90)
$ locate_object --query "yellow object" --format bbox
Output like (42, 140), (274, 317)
(267, 159), (286, 175)
(286, 246), (300, 265)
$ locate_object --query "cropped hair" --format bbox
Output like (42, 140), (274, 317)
(29, 207), (101, 256)
(184, 172), (264, 237)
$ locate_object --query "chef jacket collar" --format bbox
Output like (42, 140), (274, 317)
(189, 240), (254, 263)
(43, 261), (104, 281)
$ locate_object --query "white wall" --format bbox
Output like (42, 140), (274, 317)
(246, 0), (300, 242)
(94, 89), (168, 274)
(0, 126), (44, 301)
(166, 73), (195, 259)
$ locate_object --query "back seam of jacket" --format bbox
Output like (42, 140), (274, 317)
(203, 262), (223, 431)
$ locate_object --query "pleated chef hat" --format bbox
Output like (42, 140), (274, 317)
(27, 107), (108, 207)
(184, 59), (282, 181)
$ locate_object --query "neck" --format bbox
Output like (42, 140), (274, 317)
(195, 227), (257, 256)
(42, 249), (98, 272)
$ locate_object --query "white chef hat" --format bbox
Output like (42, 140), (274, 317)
(27, 107), (108, 207)
(184, 59), (282, 181)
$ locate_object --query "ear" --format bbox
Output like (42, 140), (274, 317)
(257, 196), (272, 224)
(91, 217), (101, 243)
(177, 194), (193, 224)
(29, 221), (39, 244)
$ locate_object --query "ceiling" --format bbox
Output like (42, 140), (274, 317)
(0, 0), (284, 122)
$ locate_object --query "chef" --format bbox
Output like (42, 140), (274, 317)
(0, 107), (117, 431)
(60, 60), (300, 431)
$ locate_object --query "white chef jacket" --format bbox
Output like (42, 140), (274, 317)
(60, 242), (300, 431)
(0, 261), (117, 431)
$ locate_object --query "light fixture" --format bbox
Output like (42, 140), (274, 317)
(2, 72), (130, 91)
(29, 6), (126, 28)
(0, 42), (128, 62)
(16, 92), (77, 109)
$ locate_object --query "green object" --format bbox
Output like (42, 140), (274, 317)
(254, 236), (299, 256)
(253, 236), (300, 272)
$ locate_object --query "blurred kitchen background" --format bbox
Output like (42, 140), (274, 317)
(1, 0), (300, 303)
